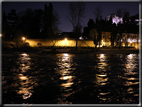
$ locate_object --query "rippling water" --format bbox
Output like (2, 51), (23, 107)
(2, 52), (139, 104)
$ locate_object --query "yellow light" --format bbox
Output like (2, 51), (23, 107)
(130, 40), (132, 43)
(22, 37), (26, 41)
(65, 38), (67, 41)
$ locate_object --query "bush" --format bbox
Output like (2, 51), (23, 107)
(2, 41), (17, 49)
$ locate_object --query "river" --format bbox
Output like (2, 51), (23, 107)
(2, 52), (139, 104)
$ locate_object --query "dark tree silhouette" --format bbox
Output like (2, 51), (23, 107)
(7, 9), (19, 39)
(41, 3), (59, 39)
(94, 7), (103, 20)
(2, 11), (9, 40)
(67, 2), (86, 50)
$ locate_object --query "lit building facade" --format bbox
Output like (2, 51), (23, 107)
(101, 32), (111, 46)
(101, 32), (140, 49)
(108, 15), (123, 25)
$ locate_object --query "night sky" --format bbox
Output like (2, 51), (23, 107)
(2, 1), (139, 32)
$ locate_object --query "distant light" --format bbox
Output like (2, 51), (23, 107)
(130, 40), (132, 43)
(22, 37), (26, 41)
(0, 34), (2, 37)
(64, 53), (68, 57)
(132, 39), (137, 42)
(79, 36), (84, 40)
(65, 38), (67, 41)
(100, 54), (104, 58)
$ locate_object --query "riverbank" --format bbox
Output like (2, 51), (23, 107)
(2, 47), (139, 54)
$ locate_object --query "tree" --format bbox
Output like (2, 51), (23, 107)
(21, 8), (34, 38)
(87, 18), (95, 30)
(41, 3), (59, 39)
(2, 11), (9, 40)
(7, 9), (19, 39)
(67, 2), (86, 50)
(94, 7), (103, 20)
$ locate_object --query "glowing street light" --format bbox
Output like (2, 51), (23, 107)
(65, 38), (67, 41)
(22, 37), (26, 42)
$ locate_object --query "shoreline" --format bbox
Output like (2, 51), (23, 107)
(2, 47), (139, 54)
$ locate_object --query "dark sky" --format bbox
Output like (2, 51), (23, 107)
(2, 1), (139, 32)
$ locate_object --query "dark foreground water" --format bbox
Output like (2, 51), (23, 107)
(2, 52), (139, 104)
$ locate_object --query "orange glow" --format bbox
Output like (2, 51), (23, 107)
(22, 37), (26, 41)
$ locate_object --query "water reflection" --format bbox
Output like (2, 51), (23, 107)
(96, 54), (110, 102)
(122, 54), (139, 103)
(56, 53), (75, 104)
(17, 53), (33, 100)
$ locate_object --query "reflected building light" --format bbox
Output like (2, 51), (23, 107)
(64, 53), (68, 57)
(61, 82), (73, 88)
(100, 54), (104, 58)
(97, 74), (107, 77)
(99, 92), (110, 96)
(22, 53), (28, 57)
(20, 76), (28, 80)
(60, 76), (73, 80)
(128, 54), (133, 59)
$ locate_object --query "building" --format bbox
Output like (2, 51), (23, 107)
(108, 15), (123, 25)
(101, 32), (111, 46)
(121, 33), (140, 48)
(101, 32), (140, 49)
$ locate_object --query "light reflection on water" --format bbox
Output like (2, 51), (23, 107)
(56, 53), (75, 104)
(2, 52), (139, 104)
(17, 53), (33, 100)
(96, 54), (110, 102)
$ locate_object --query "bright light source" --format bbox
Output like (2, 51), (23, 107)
(22, 37), (26, 41)
(0, 34), (2, 37)
(79, 36), (84, 40)
(64, 53), (68, 57)
(65, 38), (67, 41)
(100, 54), (104, 58)
(130, 40), (132, 43)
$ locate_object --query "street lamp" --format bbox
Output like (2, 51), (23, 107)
(65, 38), (67, 41)
(22, 37), (26, 42)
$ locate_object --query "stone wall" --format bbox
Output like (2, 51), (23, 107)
(26, 39), (95, 47)
(26, 38), (140, 49)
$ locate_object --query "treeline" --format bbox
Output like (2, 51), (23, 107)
(2, 3), (60, 41)
(82, 14), (139, 47)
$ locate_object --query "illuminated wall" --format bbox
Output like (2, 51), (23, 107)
(26, 39), (95, 47)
